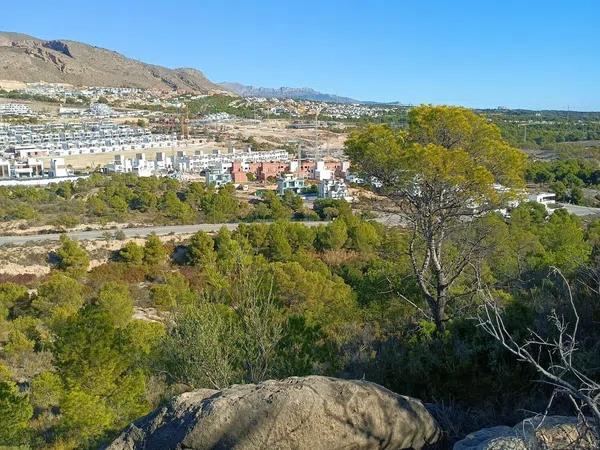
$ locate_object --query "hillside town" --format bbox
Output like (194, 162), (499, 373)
(0, 83), (592, 216)
(0, 84), (358, 202)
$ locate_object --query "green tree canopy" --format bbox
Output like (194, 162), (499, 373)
(345, 105), (526, 331)
(317, 219), (348, 251)
(119, 241), (145, 265)
(32, 274), (85, 327)
(143, 233), (167, 266)
(0, 282), (28, 320)
(0, 365), (33, 445)
(55, 235), (90, 277)
(187, 231), (217, 267)
(95, 282), (134, 328)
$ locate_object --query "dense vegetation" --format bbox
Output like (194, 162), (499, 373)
(0, 200), (598, 448)
(1, 106), (599, 448)
(490, 116), (600, 148)
(184, 95), (258, 119)
(0, 174), (318, 229)
(0, 89), (87, 105)
(525, 159), (600, 205)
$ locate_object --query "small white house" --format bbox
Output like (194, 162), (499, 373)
(106, 155), (133, 173)
(207, 170), (232, 187)
(49, 158), (69, 177)
(277, 173), (305, 195)
(528, 192), (556, 210)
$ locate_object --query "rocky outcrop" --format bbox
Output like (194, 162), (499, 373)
(42, 40), (73, 58)
(453, 426), (527, 450)
(454, 416), (598, 450)
(106, 375), (441, 450)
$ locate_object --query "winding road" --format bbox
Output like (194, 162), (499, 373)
(0, 222), (329, 246)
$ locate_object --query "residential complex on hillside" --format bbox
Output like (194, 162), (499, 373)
(0, 103), (33, 116)
(0, 122), (176, 156)
(102, 147), (353, 200)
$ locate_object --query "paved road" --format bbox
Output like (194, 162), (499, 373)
(0, 212), (407, 247)
(8, 202), (596, 247)
(557, 203), (600, 217)
(0, 221), (329, 246)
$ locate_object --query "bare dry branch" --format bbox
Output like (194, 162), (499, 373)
(476, 269), (600, 435)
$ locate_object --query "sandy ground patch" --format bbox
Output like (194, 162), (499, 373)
(0, 233), (194, 277)
(0, 80), (27, 90)
(0, 220), (136, 236)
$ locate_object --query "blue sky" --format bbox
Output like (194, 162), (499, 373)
(2, 0), (599, 110)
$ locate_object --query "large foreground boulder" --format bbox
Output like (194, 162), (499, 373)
(453, 415), (598, 449)
(107, 375), (441, 450)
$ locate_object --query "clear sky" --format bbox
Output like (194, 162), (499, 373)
(2, 0), (599, 110)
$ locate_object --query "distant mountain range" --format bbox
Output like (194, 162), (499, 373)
(0, 32), (225, 93)
(219, 82), (361, 104)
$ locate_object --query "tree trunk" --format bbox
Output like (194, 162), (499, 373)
(432, 292), (448, 333)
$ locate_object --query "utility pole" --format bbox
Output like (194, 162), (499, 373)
(315, 106), (323, 161)
(180, 105), (189, 140)
(297, 142), (301, 179)
(518, 123), (528, 143)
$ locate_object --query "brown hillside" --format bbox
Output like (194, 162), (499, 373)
(0, 32), (225, 93)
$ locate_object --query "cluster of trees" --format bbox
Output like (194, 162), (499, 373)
(86, 175), (245, 224)
(184, 95), (258, 119)
(1, 106), (599, 447)
(484, 110), (600, 148)
(0, 90), (87, 105)
(0, 235), (163, 447)
(0, 210), (379, 447)
(525, 159), (600, 204)
(0, 173), (315, 228)
(342, 106), (600, 432)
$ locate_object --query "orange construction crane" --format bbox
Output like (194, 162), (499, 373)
(181, 105), (190, 139)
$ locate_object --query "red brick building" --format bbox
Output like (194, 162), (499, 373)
(229, 158), (350, 184)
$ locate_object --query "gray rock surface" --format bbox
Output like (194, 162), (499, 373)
(107, 375), (441, 450)
(518, 415), (598, 449)
(453, 416), (598, 450)
(453, 426), (526, 450)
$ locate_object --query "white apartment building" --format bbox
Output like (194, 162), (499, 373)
(104, 152), (174, 177)
(174, 148), (289, 174)
(318, 179), (352, 201)
(105, 155), (133, 174)
(0, 156), (71, 180)
(0, 122), (176, 157)
(314, 160), (333, 181)
(207, 170), (233, 187)
(0, 103), (33, 116)
(277, 173), (305, 195)
(49, 158), (70, 178)
(6, 145), (50, 159)
(11, 158), (44, 179)
(89, 103), (114, 116)
(132, 153), (154, 177)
